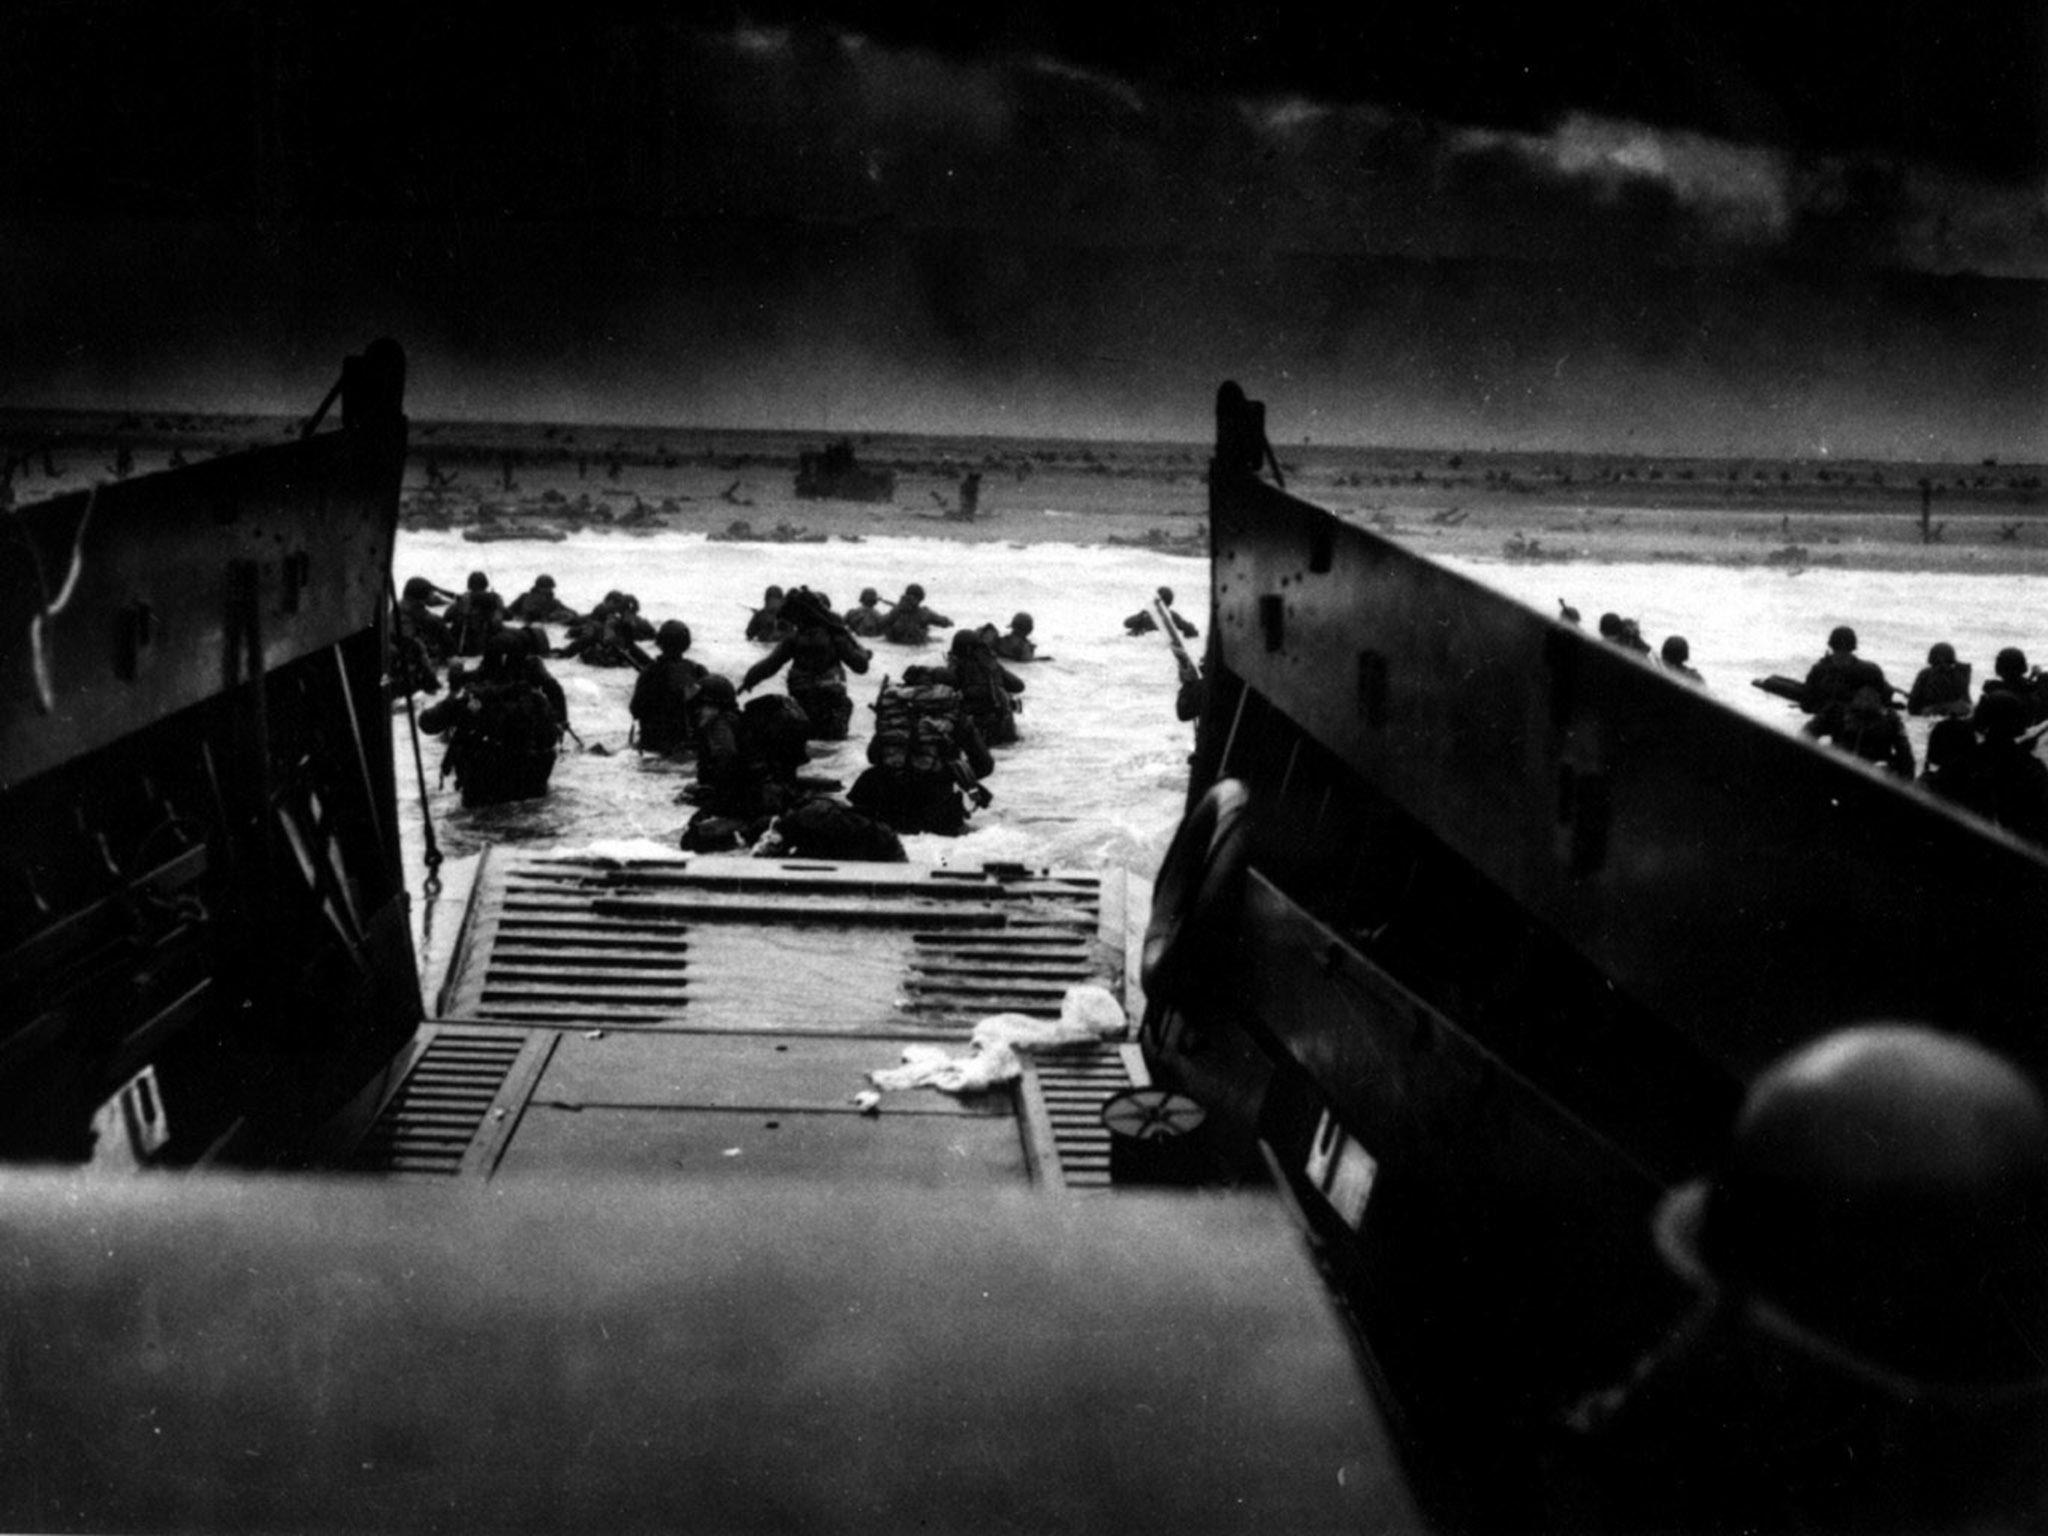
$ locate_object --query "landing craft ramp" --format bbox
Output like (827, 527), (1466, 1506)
(335, 852), (1150, 1190)
(0, 349), (1426, 1532)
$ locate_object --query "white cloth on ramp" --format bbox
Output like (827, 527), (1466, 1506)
(869, 984), (1126, 1095)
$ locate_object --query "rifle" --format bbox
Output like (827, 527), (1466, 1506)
(1154, 597), (1200, 687)
(948, 755), (993, 809)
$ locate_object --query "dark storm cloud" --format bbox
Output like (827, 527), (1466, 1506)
(0, 9), (2041, 456)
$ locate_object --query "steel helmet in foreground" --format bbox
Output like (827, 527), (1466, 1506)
(1656, 1023), (2048, 1398)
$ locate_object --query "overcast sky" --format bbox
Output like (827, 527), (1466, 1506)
(1, 5), (2042, 457)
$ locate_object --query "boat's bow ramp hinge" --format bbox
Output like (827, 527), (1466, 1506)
(341, 853), (1145, 1189)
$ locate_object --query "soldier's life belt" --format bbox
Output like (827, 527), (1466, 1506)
(1141, 778), (1251, 1004)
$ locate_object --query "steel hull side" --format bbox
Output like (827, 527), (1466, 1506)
(1145, 462), (2048, 1523)
(1203, 470), (2048, 1077)
(1, 362), (418, 1167)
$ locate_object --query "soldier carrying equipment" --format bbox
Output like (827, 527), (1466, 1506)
(419, 632), (565, 808)
(850, 678), (994, 836)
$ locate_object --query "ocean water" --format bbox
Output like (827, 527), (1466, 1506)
(391, 528), (1213, 915)
(391, 526), (2048, 935)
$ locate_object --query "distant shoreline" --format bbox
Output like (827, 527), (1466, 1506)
(4, 405), (2042, 478)
(8, 409), (2048, 575)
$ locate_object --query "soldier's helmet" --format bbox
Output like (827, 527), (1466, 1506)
(1829, 624), (1858, 652)
(1011, 612), (1033, 634)
(1928, 641), (1956, 666)
(657, 620), (692, 655)
(779, 590), (823, 628)
(859, 588), (879, 606)
(480, 631), (524, 674)
(1655, 1024), (2048, 1394)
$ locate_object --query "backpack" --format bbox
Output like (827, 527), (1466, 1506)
(443, 679), (561, 807)
(874, 680), (964, 744)
(464, 681), (562, 761)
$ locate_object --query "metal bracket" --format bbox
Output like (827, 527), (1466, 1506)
(86, 1066), (171, 1173)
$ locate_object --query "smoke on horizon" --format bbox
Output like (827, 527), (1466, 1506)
(2, 19), (2042, 460)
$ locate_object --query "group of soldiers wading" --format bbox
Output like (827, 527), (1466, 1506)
(391, 568), (1042, 860)
(1577, 602), (2048, 846)
(1793, 624), (2048, 843)
(1557, 596), (2048, 846)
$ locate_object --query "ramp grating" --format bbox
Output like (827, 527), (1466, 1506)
(347, 1028), (529, 1176)
(1021, 1043), (1151, 1191)
(442, 853), (1107, 1030)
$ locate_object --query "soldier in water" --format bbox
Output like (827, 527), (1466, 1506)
(882, 583), (953, 645)
(391, 576), (455, 698)
(992, 612), (1038, 663)
(630, 620), (709, 758)
(1981, 646), (2048, 726)
(1906, 641), (1973, 717)
(1802, 624), (1888, 716)
(397, 576), (456, 659)
(558, 591), (655, 668)
(678, 676), (815, 849)
(850, 679), (994, 837)
(745, 586), (788, 643)
(739, 587), (872, 741)
(842, 588), (890, 637)
(1659, 635), (1703, 684)
(419, 630), (566, 809)
(1955, 690), (2048, 844)
(446, 570), (506, 657)
(933, 625), (1025, 747)
(1804, 683), (1915, 779)
(506, 573), (580, 625)
(1597, 612), (1652, 656)
(1125, 586), (1199, 638)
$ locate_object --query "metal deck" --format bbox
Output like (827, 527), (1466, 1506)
(341, 852), (1147, 1189)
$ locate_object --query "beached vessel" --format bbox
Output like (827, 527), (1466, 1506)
(4, 350), (2043, 1531)
(794, 438), (896, 502)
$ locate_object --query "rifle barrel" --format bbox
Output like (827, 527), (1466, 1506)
(1153, 599), (1193, 669)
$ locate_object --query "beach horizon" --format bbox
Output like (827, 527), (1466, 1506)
(7, 405), (2047, 576)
